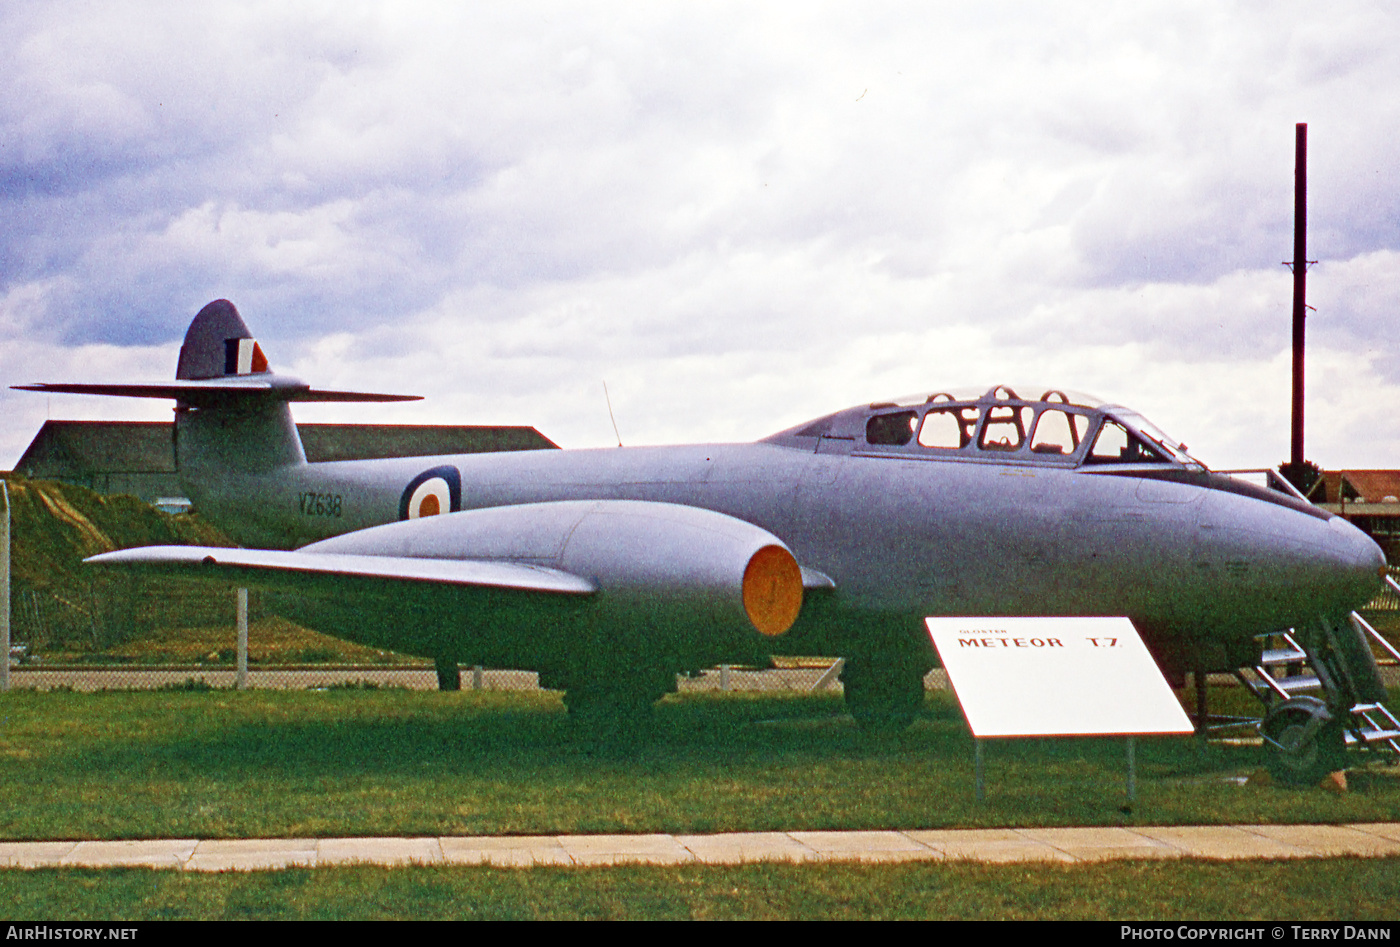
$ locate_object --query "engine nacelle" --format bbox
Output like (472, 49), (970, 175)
(305, 499), (804, 646)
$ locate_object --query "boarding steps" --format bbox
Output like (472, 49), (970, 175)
(1235, 607), (1400, 762)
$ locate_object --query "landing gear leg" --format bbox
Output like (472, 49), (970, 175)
(434, 655), (461, 691)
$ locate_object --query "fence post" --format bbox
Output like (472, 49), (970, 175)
(472, 665), (483, 690)
(809, 657), (845, 692)
(1, 481), (9, 693)
(236, 588), (248, 690)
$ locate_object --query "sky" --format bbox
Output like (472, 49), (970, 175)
(3, 1), (1400, 471)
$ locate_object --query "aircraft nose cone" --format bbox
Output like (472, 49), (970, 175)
(1329, 514), (1387, 603)
(1193, 493), (1385, 630)
(1258, 514), (1385, 623)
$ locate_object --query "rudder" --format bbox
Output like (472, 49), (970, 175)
(176, 299), (271, 380)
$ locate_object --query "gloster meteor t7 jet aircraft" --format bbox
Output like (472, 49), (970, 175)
(17, 300), (1387, 747)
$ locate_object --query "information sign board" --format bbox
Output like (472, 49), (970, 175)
(925, 616), (1194, 738)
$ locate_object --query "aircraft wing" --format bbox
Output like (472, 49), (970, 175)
(85, 546), (596, 595)
(88, 541), (833, 596)
(84, 500), (813, 650)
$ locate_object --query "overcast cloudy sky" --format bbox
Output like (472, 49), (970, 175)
(3, 2), (1399, 471)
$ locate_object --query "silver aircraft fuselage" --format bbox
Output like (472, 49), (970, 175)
(185, 390), (1384, 678)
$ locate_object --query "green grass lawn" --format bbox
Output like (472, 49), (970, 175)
(3, 686), (1399, 921)
(0, 857), (1397, 920)
(1, 686), (1397, 841)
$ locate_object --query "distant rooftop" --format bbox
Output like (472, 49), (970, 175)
(1310, 470), (1400, 506)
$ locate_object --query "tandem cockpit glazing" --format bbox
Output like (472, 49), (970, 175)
(770, 384), (1206, 470)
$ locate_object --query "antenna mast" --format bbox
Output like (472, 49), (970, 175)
(603, 380), (622, 447)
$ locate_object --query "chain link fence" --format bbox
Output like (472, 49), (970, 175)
(4, 661), (951, 693)
(9, 564), (1396, 694)
(6, 581), (914, 693)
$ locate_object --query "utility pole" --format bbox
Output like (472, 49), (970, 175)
(1290, 123), (1308, 471)
(1285, 123), (1314, 486)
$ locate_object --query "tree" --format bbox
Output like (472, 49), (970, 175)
(1278, 459), (1321, 496)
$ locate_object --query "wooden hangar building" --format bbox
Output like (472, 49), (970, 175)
(13, 420), (558, 512)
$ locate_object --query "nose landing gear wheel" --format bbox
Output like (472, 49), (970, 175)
(1261, 700), (1346, 786)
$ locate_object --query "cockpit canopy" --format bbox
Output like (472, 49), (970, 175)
(765, 384), (1202, 468)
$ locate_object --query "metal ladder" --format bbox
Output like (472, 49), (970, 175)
(1344, 606), (1400, 756)
(1238, 615), (1400, 759)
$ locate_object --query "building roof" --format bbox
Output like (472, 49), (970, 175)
(1312, 470), (1400, 505)
(16, 421), (176, 477)
(15, 420), (558, 481)
(297, 423), (557, 462)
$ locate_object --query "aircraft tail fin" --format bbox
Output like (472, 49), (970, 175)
(14, 299), (421, 477)
(174, 299), (303, 477)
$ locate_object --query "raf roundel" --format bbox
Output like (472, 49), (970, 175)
(407, 479), (449, 518)
(399, 466), (462, 520)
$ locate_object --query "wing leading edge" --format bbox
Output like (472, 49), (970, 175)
(85, 546), (597, 595)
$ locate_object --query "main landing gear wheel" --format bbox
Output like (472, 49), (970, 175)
(1261, 698), (1346, 786)
(562, 687), (654, 720)
(841, 659), (927, 733)
(562, 677), (670, 738)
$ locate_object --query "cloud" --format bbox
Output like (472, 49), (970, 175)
(3, 2), (1400, 473)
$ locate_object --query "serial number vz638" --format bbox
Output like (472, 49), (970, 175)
(298, 492), (343, 518)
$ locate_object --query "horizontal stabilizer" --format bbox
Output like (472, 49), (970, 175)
(85, 545), (596, 595)
(15, 300), (418, 404)
(13, 379), (421, 404)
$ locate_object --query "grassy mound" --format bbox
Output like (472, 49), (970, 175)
(4, 477), (237, 653)
(1, 477), (405, 664)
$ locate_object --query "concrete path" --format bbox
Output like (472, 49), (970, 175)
(2, 824), (1399, 871)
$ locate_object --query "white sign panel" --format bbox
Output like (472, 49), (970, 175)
(925, 616), (1194, 738)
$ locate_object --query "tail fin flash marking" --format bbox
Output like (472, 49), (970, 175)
(179, 299), (254, 380)
(225, 338), (270, 375)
